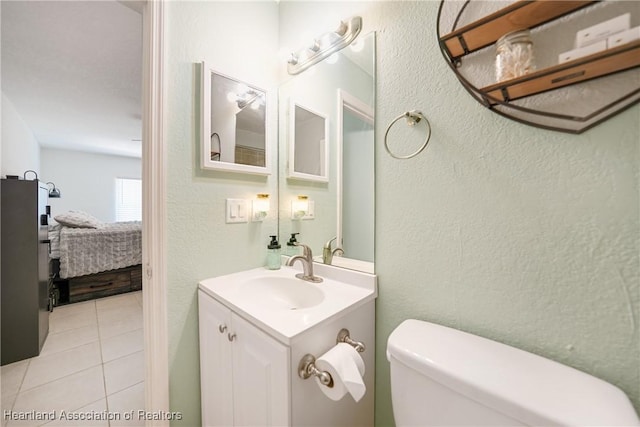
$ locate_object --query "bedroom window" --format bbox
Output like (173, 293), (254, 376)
(115, 178), (142, 222)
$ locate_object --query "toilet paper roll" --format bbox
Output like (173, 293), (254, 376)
(314, 343), (366, 402)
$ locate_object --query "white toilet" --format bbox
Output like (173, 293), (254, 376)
(387, 319), (640, 426)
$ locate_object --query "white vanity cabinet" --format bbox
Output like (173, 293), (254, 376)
(198, 265), (377, 427)
(198, 290), (290, 427)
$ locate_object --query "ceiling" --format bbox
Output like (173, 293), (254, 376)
(1, 1), (143, 158)
(1, 2), (371, 160)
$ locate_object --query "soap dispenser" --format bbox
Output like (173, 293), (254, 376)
(266, 235), (281, 270)
(285, 233), (300, 256)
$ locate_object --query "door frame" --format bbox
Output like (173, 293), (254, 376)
(335, 89), (374, 256)
(142, 0), (169, 423)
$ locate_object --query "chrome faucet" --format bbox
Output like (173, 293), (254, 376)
(322, 237), (344, 265)
(286, 243), (323, 283)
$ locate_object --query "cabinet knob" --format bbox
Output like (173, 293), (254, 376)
(218, 324), (227, 333)
(227, 333), (236, 342)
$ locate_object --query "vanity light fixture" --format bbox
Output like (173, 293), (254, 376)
(46, 182), (61, 198)
(227, 88), (264, 111)
(291, 195), (310, 219)
(253, 193), (270, 221)
(287, 16), (362, 75)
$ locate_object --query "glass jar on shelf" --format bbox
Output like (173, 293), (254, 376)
(495, 29), (536, 82)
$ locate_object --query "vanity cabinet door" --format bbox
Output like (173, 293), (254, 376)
(231, 313), (290, 427)
(198, 291), (234, 427)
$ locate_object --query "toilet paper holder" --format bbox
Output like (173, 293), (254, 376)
(298, 354), (335, 387)
(337, 328), (365, 353)
(298, 328), (365, 386)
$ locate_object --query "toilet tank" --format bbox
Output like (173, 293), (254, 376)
(386, 319), (640, 427)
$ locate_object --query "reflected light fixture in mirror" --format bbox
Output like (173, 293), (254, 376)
(292, 195), (309, 220)
(200, 63), (271, 175)
(287, 16), (362, 75)
(253, 193), (270, 222)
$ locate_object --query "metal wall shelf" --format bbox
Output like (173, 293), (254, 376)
(437, 0), (640, 133)
(481, 40), (640, 104)
(440, 0), (594, 59)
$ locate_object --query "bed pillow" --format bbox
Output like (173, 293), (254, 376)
(54, 210), (103, 228)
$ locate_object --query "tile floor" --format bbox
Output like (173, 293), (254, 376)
(1, 292), (145, 427)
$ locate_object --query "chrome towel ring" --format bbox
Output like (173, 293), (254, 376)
(384, 110), (432, 159)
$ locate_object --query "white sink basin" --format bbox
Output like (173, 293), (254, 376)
(199, 265), (376, 344)
(240, 276), (324, 310)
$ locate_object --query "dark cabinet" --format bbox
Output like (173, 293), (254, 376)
(1, 178), (51, 365)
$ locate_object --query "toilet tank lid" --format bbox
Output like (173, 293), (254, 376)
(386, 319), (639, 426)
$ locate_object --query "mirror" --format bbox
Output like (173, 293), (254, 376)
(278, 31), (375, 273)
(201, 62), (271, 175)
(289, 102), (329, 182)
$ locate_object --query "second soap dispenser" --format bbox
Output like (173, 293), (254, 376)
(266, 235), (281, 270)
(285, 233), (300, 257)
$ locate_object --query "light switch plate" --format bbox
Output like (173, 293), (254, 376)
(226, 199), (248, 224)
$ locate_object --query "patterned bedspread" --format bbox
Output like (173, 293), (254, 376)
(51, 222), (142, 278)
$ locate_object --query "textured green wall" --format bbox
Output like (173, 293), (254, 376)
(369, 2), (639, 425)
(165, 2), (279, 425)
(165, 2), (639, 425)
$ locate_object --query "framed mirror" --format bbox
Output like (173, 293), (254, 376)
(200, 62), (271, 175)
(288, 102), (329, 182)
(278, 31), (375, 273)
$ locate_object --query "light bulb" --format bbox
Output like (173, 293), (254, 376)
(350, 39), (364, 52)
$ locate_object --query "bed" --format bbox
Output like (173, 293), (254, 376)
(49, 211), (142, 304)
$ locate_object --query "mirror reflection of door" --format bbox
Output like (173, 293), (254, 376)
(210, 73), (266, 167)
(293, 105), (326, 176)
(341, 99), (374, 263)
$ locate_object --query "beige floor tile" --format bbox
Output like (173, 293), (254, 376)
(97, 304), (142, 326)
(21, 342), (102, 392)
(1, 392), (17, 422)
(133, 291), (142, 307)
(106, 382), (145, 427)
(11, 366), (105, 426)
(49, 310), (97, 335)
(9, 293), (146, 425)
(48, 301), (95, 322)
(95, 293), (139, 312)
(39, 325), (99, 357)
(98, 313), (143, 340)
(103, 351), (144, 396)
(1, 359), (29, 397)
(41, 398), (108, 427)
(100, 329), (143, 363)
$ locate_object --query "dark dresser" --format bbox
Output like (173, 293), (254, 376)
(1, 178), (52, 365)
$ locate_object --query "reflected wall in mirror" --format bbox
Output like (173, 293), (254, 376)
(289, 102), (329, 182)
(279, 31), (375, 273)
(201, 62), (271, 175)
(337, 90), (374, 264)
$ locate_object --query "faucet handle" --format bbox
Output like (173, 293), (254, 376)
(324, 236), (337, 249)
